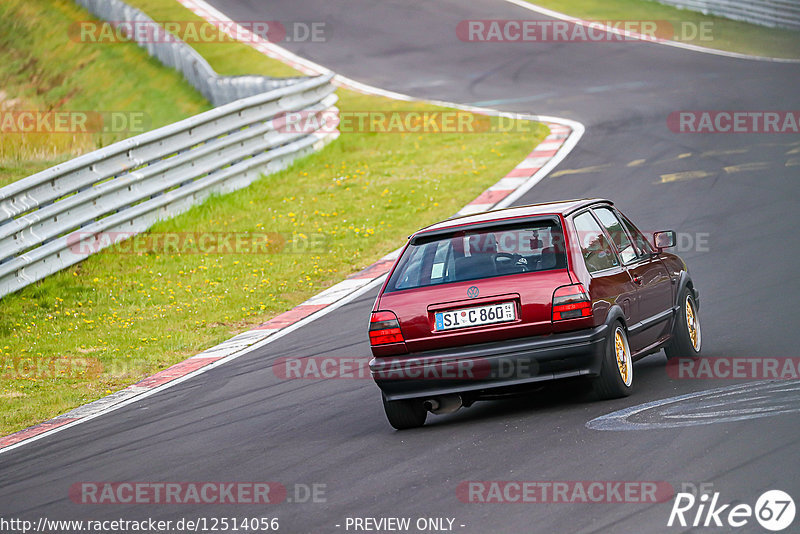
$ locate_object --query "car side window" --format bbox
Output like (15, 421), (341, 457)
(572, 211), (620, 273)
(592, 207), (638, 264)
(619, 213), (655, 256)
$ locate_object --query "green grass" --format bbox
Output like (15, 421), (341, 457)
(529, 0), (800, 59)
(0, 0), (547, 435)
(125, 0), (303, 77)
(0, 0), (211, 188)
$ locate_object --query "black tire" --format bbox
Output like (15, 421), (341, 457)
(382, 395), (427, 430)
(593, 321), (633, 400)
(664, 288), (702, 360)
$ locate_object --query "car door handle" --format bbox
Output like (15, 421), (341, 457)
(633, 275), (643, 285)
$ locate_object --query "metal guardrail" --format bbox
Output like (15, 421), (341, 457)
(75, 0), (307, 105)
(656, 0), (800, 30)
(0, 74), (338, 298)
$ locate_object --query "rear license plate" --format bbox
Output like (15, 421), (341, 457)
(435, 302), (516, 331)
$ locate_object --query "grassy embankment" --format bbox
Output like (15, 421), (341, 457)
(0, 0), (548, 434)
(0, 0), (210, 187)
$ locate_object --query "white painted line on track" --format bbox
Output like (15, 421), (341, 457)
(500, 0), (800, 64)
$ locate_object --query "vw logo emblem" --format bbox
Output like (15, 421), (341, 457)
(467, 286), (479, 299)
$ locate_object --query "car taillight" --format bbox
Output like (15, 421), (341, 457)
(552, 284), (592, 321)
(369, 311), (405, 345)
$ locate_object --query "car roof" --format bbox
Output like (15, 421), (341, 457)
(412, 198), (612, 237)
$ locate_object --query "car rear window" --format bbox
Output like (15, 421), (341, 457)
(385, 218), (567, 292)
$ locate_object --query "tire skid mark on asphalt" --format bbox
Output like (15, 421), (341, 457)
(0, 0), (586, 454)
(587, 381), (800, 431)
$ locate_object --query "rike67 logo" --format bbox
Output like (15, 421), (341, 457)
(668, 489), (795, 531)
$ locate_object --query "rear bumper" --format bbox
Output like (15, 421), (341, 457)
(370, 324), (609, 401)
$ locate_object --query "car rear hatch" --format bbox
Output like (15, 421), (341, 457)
(375, 216), (573, 353)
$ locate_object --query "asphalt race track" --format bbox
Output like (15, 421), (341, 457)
(2, 1), (800, 533)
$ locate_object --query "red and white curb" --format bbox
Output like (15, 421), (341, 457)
(0, 0), (584, 454)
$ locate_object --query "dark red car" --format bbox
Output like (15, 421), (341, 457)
(368, 199), (701, 429)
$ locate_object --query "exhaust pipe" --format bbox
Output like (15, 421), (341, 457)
(423, 394), (462, 415)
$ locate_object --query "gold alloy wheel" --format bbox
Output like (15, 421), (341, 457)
(685, 295), (701, 351)
(614, 327), (632, 387)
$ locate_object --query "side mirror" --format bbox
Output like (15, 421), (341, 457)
(653, 230), (676, 251)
